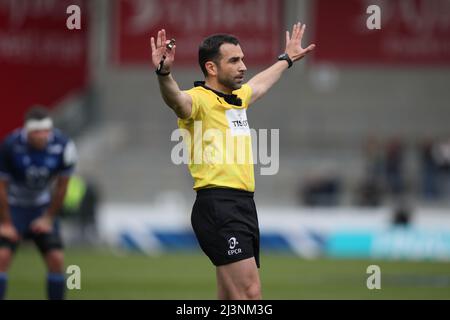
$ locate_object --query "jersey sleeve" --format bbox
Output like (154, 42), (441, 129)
(182, 88), (202, 120)
(59, 140), (77, 176)
(0, 140), (12, 180)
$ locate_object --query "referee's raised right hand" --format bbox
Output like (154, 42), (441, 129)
(150, 29), (176, 73)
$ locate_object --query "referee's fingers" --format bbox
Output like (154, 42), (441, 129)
(305, 44), (316, 53)
(299, 24), (306, 40)
(161, 29), (166, 46)
(156, 30), (162, 47)
(150, 37), (156, 52)
(169, 45), (176, 57)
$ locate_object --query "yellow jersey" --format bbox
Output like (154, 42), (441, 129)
(178, 82), (255, 192)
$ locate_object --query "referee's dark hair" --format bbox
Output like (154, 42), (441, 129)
(25, 106), (50, 122)
(199, 34), (240, 77)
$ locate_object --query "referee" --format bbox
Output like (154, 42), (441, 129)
(151, 23), (315, 300)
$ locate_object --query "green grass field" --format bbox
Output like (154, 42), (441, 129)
(6, 245), (450, 300)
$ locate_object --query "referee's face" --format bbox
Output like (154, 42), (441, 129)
(216, 43), (247, 91)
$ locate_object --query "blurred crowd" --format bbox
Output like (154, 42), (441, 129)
(299, 136), (450, 207)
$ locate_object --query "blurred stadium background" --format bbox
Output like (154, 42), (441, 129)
(1, 0), (450, 299)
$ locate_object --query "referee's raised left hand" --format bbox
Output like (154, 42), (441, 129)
(285, 22), (316, 63)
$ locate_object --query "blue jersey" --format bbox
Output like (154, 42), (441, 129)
(0, 128), (77, 207)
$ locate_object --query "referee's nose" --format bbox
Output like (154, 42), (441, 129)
(239, 60), (247, 73)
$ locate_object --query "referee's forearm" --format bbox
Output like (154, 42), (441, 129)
(254, 61), (288, 86)
(157, 75), (191, 118)
(158, 74), (180, 102)
(248, 61), (289, 99)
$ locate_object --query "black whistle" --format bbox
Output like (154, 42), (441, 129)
(166, 38), (176, 50)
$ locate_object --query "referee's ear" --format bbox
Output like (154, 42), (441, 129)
(205, 61), (218, 77)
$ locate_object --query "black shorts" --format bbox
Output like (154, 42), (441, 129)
(191, 188), (260, 268)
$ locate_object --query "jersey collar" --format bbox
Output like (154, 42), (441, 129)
(194, 81), (242, 106)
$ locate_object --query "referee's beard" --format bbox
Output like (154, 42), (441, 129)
(218, 72), (244, 91)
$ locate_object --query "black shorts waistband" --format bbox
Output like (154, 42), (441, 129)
(196, 187), (254, 198)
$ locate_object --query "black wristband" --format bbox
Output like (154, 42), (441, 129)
(277, 53), (293, 68)
(156, 57), (171, 76)
(155, 69), (170, 76)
